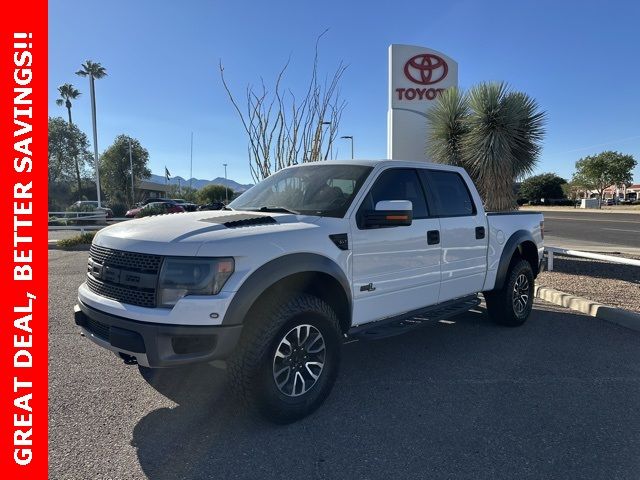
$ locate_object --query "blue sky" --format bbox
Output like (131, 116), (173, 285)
(49, 0), (640, 185)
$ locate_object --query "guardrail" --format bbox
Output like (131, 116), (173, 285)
(48, 211), (130, 233)
(545, 246), (640, 271)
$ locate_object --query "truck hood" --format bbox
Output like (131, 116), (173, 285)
(93, 210), (321, 256)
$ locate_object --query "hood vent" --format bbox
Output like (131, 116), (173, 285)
(224, 216), (277, 228)
(199, 213), (278, 228)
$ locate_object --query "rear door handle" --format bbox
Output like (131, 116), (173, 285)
(427, 230), (440, 245)
(475, 226), (485, 239)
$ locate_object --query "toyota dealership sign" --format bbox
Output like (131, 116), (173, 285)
(387, 45), (458, 160)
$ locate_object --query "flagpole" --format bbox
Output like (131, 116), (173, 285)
(190, 132), (193, 190)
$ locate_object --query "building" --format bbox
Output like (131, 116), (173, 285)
(594, 183), (639, 201)
(135, 180), (170, 201)
(621, 184), (639, 201)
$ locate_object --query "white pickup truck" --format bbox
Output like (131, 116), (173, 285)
(74, 160), (544, 423)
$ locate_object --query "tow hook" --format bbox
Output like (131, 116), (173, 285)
(119, 353), (138, 365)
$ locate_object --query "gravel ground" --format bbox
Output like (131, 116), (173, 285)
(538, 255), (640, 312)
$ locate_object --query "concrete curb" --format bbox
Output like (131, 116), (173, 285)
(535, 285), (640, 332)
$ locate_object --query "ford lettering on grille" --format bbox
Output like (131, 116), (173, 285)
(86, 245), (161, 307)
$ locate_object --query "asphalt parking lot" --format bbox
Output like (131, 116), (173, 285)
(49, 249), (640, 480)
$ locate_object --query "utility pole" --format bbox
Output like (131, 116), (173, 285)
(190, 132), (193, 190)
(223, 163), (228, 204)
(128, 137), (134, 205)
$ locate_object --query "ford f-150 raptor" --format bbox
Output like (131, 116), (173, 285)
(74, 160), (544, 423)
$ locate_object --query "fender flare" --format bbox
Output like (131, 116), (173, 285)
(494, 230), (538, 290)
(222, 253), (352, 326)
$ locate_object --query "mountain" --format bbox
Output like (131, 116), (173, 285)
(148, 174), (254, 192)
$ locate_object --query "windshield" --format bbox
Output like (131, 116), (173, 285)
(230, 164), (373, 217)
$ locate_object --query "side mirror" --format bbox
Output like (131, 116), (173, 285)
(364, 200), (413, 228)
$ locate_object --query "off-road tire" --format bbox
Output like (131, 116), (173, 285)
(228, 293), (342, 424)
(484, 259), (535, 327)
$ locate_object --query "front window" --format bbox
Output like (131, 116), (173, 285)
(230, 164), (373, 217)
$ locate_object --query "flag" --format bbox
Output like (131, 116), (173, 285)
(165, 166), (171, 181)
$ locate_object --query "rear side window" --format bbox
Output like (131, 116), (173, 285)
(421, 170), (476, 217)
(358, 168), (429, 219)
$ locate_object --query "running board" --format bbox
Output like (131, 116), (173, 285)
(348, 295), (481, 341)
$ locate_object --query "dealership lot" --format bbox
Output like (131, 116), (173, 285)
(49, 249), (640, 480)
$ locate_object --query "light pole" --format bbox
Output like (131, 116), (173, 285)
(128, 137), (135, 205)
(322, 121), (332, 160)
(223, 163), (228, 204)
(340, 135), (354, 159)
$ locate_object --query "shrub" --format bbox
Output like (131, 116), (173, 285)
(136, 205), (165, 218)
(550, 199), (577, 206)
(48, 216), (67, 226)
(529, 198), (575, 206)
(109, 202), (128, 218)
(57, 232), (96, 249)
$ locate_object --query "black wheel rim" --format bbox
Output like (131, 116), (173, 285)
(512, 273), (531, 317)
(272, 324), (326, 397)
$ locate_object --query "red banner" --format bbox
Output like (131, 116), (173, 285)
(0, 1), (48, 478)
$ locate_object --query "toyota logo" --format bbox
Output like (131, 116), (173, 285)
(404, 53), (448, 85)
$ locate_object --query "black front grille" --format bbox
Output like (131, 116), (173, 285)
(87, 245), (161, 308)
(89, 244), (162, 273)
(87, 276), (157, 308)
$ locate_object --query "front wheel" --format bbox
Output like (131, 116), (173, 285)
(484, 259), (535, 326)
(228, 293), (342, 424)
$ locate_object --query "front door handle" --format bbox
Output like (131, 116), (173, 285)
(475, 226), (485, 239)
(427, 230), (440, 245)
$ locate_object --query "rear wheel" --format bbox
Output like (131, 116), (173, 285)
(228, 293), (342, 423)
(485, 259), (534, 326)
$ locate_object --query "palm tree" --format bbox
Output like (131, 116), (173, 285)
(427, 82), (545, 211)
(76, 60), (107, 206)
(55, 83), (80, 124)
(56, 83), (83, 198)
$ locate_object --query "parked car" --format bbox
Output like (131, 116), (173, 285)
(136, 197), (177, 207)
(602, 199), (615, 206)
(68, 200), (114, 219)
(125, 199), (180, 218)
(171, 198), (198, 212)
(134, 201), (185, 217)
(198, 201), (226, 211)
(75, 160), (544, 423)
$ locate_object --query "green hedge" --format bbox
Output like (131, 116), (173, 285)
(57, 232), (96, 249)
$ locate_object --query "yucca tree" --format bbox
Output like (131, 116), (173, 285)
(427, 82), (546, 211)
(56, 83), (83, 198)
(426, 87), (469, 168)
(76, 60), (107, 206)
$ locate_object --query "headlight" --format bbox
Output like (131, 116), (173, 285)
(157, 257), (234, 308)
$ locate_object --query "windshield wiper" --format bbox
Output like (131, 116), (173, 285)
(222, 206), (234, 211)
(255, 206), (300, 215)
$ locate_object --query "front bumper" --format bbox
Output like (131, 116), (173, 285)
(74, 300), (243, 368)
